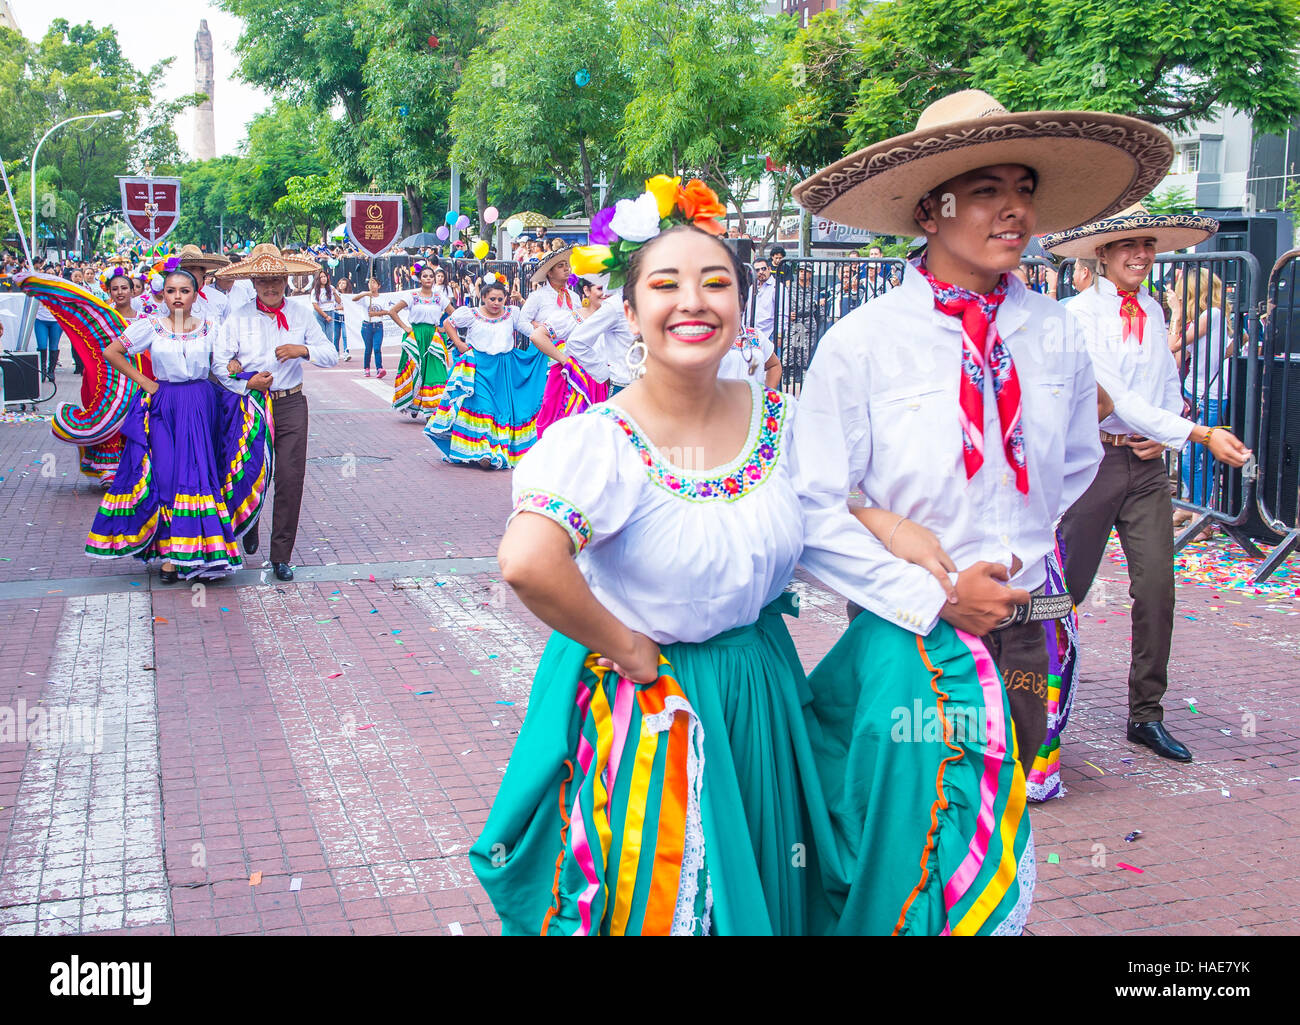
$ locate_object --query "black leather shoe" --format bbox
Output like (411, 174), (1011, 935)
(159, 566), (179, 584)
(1127, 720), (1193, 762)
(242, 527), (259, 554)
(273, 562), (294, 581)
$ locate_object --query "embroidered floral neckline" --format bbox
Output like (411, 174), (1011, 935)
(472, 308), (513, 323)
(149, 317), (211, 341)
(596, 383), (785, 501)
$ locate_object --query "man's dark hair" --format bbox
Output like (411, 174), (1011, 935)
(770, 246), (786, 258)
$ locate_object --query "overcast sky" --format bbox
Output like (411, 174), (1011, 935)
(14, 0), (272, 158)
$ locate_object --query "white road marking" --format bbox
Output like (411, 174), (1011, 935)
(0, 593), (169, 935)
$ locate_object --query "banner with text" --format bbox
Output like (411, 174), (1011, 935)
(118, 177), (181, 248)
(345, 194), (404, 259)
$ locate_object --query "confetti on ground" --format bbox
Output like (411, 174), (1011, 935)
(401, 684), (415, 691)
(415, 690), (435, 695)
(1219, 728), (1232, 735)
(470, 669), (481, 676)
(1220, 788), (1230, 797)
(358, 724), (375, 731)
(1120, 757), (1135, 764)
(369, 574), (376, 582)
(447, 921), (464, 936)
(289, 878), (302, 892)
(1107, 530), (1300, 596)
(249, 872), (262, 886)
(1116, 863), (1144, 874)
(1046, 853), (1060, 864)
(326, 672), (343, 679)
(220, 607), (229, 612)
(1187, 698), (1199, 713)
(369, 609), (378, 614)
(391, 629), (401, 634)
(1124, 831), (1142, 843)
(1083, 760), (1105, 775)
(495, 700), (515, 706)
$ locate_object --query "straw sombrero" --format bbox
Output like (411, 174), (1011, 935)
(1040, 204), (1219, 260)
(176, 244), (230, 275)
(531, 245), (574, 286)
(793, 90), (1174, 236)
(217, 243), (320, 280)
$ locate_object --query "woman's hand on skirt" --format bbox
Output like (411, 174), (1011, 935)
(595, 632), (661, 684)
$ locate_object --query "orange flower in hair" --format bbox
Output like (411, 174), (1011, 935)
(677, 179), (727, 234)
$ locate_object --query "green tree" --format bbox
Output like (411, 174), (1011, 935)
(617, 0), (790, 232)
(273, 173), (345, 244)
(790, 0), (1300, 156)
(450, 0), (631, 218)
(1145, 185), (1196, 216)
(229, 101), (331, 241)
(175, 156), (259, 251)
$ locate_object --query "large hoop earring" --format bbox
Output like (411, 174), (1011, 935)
(625, 338), (648, 380)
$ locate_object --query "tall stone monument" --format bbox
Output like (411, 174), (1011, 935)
(194, 19), (216, 161)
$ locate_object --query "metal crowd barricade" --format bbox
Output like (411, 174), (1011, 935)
(771, 257), (906, 392)
(1250, 249), (1300, 579)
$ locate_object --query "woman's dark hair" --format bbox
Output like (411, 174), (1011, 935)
(624, 224), (749, 312)
(313, 267), (333, 302)
(481, 280), (508, 300)
(163, 268), (200, 292)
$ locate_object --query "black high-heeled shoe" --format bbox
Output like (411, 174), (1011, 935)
(159, 566), (179, 584)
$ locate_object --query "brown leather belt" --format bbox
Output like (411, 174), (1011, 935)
(269, 384), (303, 400)
(1100, 430), (1129, 446)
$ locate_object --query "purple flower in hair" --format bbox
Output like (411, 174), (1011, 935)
(589, 205), (618, 245)
(566, 273), (580, 289)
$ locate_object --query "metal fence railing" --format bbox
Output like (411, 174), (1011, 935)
(770, 258), (907, 392)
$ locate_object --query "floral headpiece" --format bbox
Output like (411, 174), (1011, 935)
(148, 256), (183, 293)
(412, 260), (436, 277)
(571, 175), (727, 288)
(99, 266), (131, 289)
(481, 272), (506, 288)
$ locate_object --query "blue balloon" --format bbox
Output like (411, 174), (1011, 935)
(575, 69), (591, 87)
(444, 210), (458, 226)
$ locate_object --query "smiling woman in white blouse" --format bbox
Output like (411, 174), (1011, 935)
(467, 177), (1012, 936)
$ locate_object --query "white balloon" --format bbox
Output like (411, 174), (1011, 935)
(504, 217), (525, 239)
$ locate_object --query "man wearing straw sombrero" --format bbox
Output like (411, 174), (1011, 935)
(519, 245), (576, 329)
(214, 244), (339, 582)
(788, 89), (1174, 800)
(1042, 206), (1251, 763)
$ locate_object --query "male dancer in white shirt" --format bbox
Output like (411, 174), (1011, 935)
(1043, 207), (1251, 761)
(789, 90), (1174, 780)
(214, 245), (338, 581)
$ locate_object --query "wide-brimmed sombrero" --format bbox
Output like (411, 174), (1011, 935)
(531, 245), (574, 286)
(176, 244), (230, 275)
(793, 90), (1174, 237)
(1040, 204), (1219, 259)
(216, 243), (320, 280)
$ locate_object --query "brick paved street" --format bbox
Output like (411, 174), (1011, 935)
(0, 355), (1297, 936)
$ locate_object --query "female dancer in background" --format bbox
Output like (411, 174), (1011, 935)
(390, 262), (460, 419)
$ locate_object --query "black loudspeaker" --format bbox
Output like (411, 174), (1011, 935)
(0, 350), (40, 402)
(1196, 213), (1284, 285)
(720, 237), (754, 264)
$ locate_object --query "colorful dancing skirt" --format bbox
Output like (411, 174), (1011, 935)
(425, 344), (549, 469)
(805, 613), (1035, 935)
(470, 594), (839, 935)
(1025, 543), (1080, 803)
(392, 324), (449, 415)
(535, 356), (609, 440)
(86, 379), (273, 579)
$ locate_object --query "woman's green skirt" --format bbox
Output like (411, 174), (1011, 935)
(469, 593), (837, 935)
(805, 613), (1035, 935)
(470, 598), (1034, 935)
(392, 322), (449, 415)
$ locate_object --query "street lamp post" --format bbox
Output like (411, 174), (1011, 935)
(30, 110), (124, 261)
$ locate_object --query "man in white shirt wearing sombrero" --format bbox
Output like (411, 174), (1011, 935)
(788, 89), (1174, 799)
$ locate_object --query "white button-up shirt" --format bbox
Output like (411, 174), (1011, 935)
(562, 288), (636, 385)
(1069, 277), (1192, 449)
(213, 295), (338, 394)
(789, 264), (1103, 634)
(751, 277), (776, 337)
(194, 287), (230, 325)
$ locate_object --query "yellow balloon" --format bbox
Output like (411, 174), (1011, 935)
(472, 240), (490, 260)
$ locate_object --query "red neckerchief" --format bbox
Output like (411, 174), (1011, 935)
(916, 260), (1028, 495)
(557, 286), (574, 311)
(1117, 288), (1146, 346)
(257, 298), (290, 331)
(199, 288), (208, 299)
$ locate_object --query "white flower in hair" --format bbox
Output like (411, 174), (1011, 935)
(609, 192), (662, 243)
